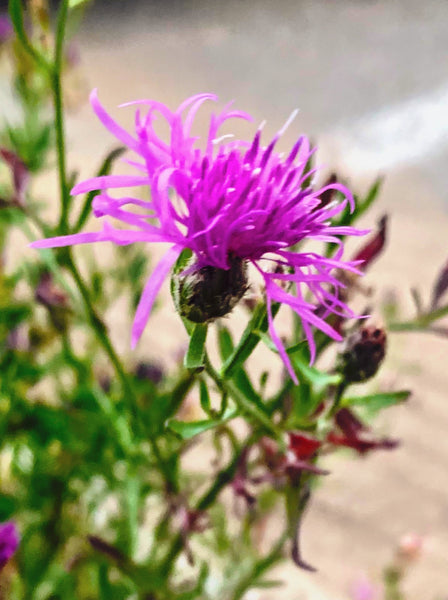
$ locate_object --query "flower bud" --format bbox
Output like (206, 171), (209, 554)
(135, 361), (164, 385)
(338, 325), (387, 383)
(397, 533), (423, 562)
(173, 254), (248, 323)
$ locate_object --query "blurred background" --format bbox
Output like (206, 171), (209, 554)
(3, 0), (448, 598)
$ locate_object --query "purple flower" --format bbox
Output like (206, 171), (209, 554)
(31, 92), (366, 381)
(0, 520), (19, 569)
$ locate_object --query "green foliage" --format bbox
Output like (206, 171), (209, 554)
(168, 407), (237, 440)
(342, 390), (411, 416)
(184, 323), (208, 370)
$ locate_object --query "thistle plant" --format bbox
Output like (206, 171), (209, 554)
(1, 2), (448, 599)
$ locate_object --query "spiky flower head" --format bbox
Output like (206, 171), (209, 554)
(31, 92), (365, 381)
(0, 520), (19, 569)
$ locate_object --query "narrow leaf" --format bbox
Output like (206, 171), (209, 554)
(217, 325), (234, 361)
(343, 390), (411, 414)
(168, 408), (237, 440)
(8, 0), (49, 70)
(199, 378), (212, 415)
(291, 353), (341, 388)
(221, 302), (280, 377)
(184, 323), (208, 370)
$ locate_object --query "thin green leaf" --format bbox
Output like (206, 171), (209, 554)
(184, 323), (208, 370)
(342, 390), (411, 414)
(255, 329), (305, 356)
(199, 378), (212, 415)
(8, 0), (50, 70)
(225, 380), (282, 439)
(168, 407), (237, 440)
(221, 302), (280, 377)
(92, 388), (135, 455)
(291, 353), (341, 388)
(217, 324), (234, 361)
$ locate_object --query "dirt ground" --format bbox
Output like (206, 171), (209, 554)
(4, 0), (448, 597)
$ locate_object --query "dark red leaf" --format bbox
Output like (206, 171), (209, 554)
(352, 214), (388, 271)
(431, 259), (448, 309)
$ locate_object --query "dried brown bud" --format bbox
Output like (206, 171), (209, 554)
(338, 325), (387, 383)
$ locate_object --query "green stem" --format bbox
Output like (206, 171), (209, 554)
(328, 381), (347, 417)
(159, 452), (241, 578)
(220, 303), (268, 378)
(231, 531), (288, 600)
(51, 0), (70, 234)
(64, 253), (176, 488)
(8, 0), (52, 72)
(389, 302), (448, 332)
(66, 253), (134, 405)
(205, 354), (281, 439)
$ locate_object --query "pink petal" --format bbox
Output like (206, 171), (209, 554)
(131, 245), (182, 347)
(71, 175), (149, 195)
(90, 89), (140, 152)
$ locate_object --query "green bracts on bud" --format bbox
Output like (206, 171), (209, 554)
(171, 251), (248, 324)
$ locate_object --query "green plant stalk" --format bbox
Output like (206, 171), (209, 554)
(220, 303), (269, 377)
(159, 452), (241, 579)
(52, 0), (70, 234)
(328, 381), (347, 417)
(8, 0), (52, 72)
(66, 252), (177, 490)
(389, 301), (448, 332)
(24, 205), (180, 492)
(231, 530), (288, 600)
(205, 354), (282, 439)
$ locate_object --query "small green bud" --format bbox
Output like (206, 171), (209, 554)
(172, 253), (248, 323)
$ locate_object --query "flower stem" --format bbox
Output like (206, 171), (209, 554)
(231, 530), (288, 600)
(159, 452), (241, 578)
(65, 252), (176, 488)
(328, 381), (347, 417)
(389, 301), (448, 332)
(51, 0), (70, 235)
(205, 354), (282, 439)
(220, 303), (267, 377)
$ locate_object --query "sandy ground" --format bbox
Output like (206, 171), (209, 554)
(3, 0), (448, 597)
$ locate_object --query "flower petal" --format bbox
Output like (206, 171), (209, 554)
(131, 245), (182, 347)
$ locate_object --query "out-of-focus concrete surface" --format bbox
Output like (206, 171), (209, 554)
(3, 0), (448, 598)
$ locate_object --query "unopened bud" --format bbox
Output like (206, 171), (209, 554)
(173, 254), (248, 323)
(338, 325), (386, 383)
(397, 533), (423, 562)
(135, 362), (164, 385)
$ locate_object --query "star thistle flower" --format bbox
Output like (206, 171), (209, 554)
(31, 92), (366, 381)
